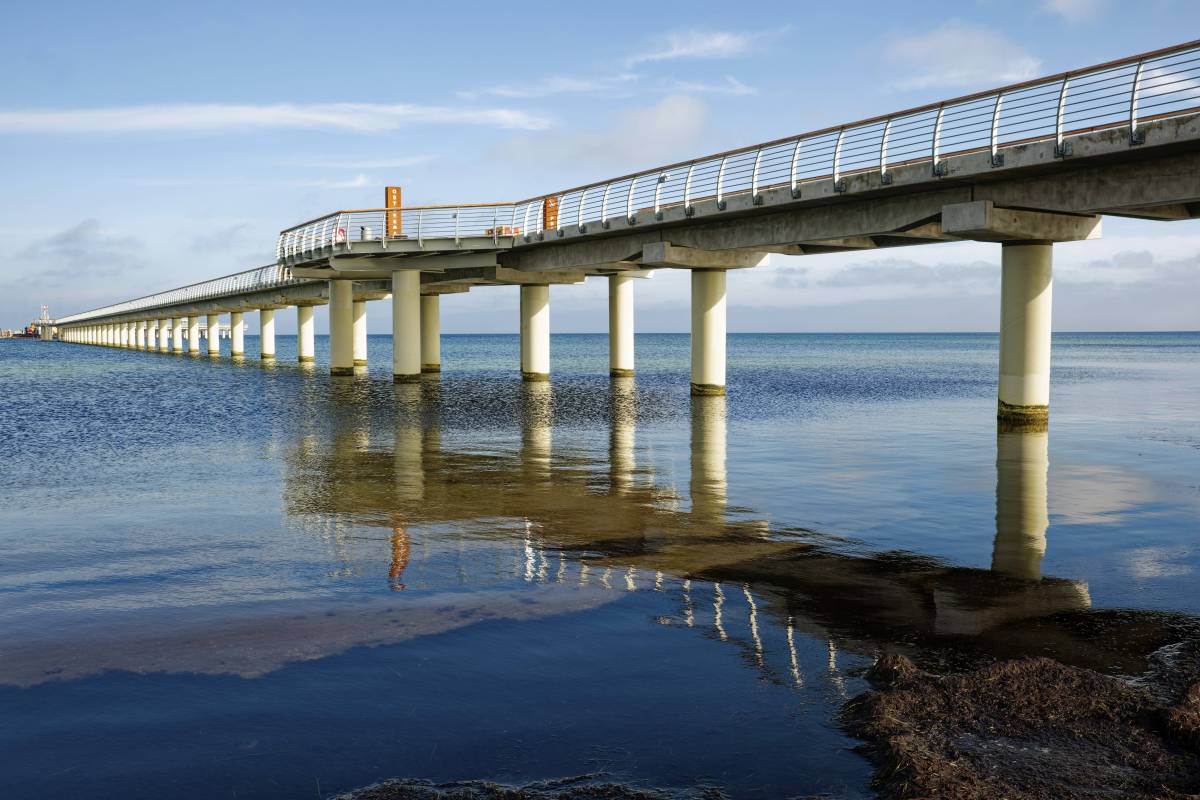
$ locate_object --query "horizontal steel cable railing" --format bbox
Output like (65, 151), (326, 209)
(278, 39), (1200, 261)
(56, 264), (307, 325)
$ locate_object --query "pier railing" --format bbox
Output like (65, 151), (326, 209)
(278, 39), (1200, 260)
(55, 264), (307, 324)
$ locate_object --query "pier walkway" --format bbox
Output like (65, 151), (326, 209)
(49, 39), (1200, 428)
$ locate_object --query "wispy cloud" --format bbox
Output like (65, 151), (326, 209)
(460, 73), (639, 100)
(495, 94), (707, 170)
(625, 29), (761, 68)
(656, 76), (757, 96)
(0, 102), (551, 134)
(282, 155), (435, 170)
(1041, 0), (1108, 23)
(884, 22), (1042, 91)
(18, 220), (146, 284)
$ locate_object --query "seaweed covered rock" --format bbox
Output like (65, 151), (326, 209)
(846, 654), (1200, 799)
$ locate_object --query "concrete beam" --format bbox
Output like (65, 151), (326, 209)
(640, 242), (769, 270)
(942, 201), (1101, 243)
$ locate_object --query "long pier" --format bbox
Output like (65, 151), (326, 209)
(48, 39), (1200, 429)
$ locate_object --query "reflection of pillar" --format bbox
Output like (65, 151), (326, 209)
(519, 284), (550, 381)
(329, 281), (354, 375)
(389, 527), (411, 591)
(609, 273), (635, 377)
(993, 428), (1049, 580)
(999, 242), (1052, 429)
(259, 308), (276, 360)
(392, 271), (420, 382)
(690, 394), (728, 522)
(206, 314), (220, 356)
(297, 306), (315, 363)
(188, 316), (201, 354)
(393, 382), (425, 504)
(610, 376), (636, 494)
(352, 300), (368, 367)
(690, 270), (726, 396)
(521, 382), (553, 481)
(420, 294), (441, 373)
(230, 312), (245, 357)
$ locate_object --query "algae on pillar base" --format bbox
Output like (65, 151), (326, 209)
(519, 284), (550, 382)
(998, 242), (1053, 430)
(690, 270), (727, 396)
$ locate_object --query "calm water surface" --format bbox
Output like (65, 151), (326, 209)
(1, 332), (1198, 799)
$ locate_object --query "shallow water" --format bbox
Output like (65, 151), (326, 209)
(1, 332), (1198, 799)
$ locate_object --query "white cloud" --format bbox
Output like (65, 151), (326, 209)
(656, 76), (757, 96)
(884, 22), (1042, 91)
(460, 73), (639, 100)
(495, 95), (707, 169)
(625, 29), (759, 68)
(1041, 0), (1107, 23)
(0, 102), (551, 134)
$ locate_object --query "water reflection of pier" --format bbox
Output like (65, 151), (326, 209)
(282, 383), (1107, 678)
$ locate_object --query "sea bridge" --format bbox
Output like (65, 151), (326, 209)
(49, 39), (1200, 428)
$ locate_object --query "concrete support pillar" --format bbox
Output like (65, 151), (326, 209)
(690, 270), (727, 396)
(998, 242), (1053, 428)
(230, 312), (245, 357)
(188, 316), (201, 354)
(352, 300), (368, 367)
(992, 428), (1049, 580)
(519, 284), (550, 382)
(206, 314), (220, 355)
(420, 294), (441, 374)
(148, 322), (158, 351)
(391, 271), (420, 382)
(329, 280), (354, 375)
(608, 273), (635, 377)
(259, 308), (276, 360)
(117, 324), (126, 348)
(137, 322), (147, 350)
(296, 305), (315, 363)
(160, 320), (172, 352)
(171, 318), (184, 353)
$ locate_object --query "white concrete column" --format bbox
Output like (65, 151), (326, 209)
(148, 322), (158, 351)
(690, 270), (727, 396)
(259, 308), (276, 360)
(188, 316), (201, 354)
(420, 294), (441, 374)
(999, 242), (1053, 427)
(205, 314), (219, 355)
(392, 271), (421, 382)
(117, 324), (127, 348)
(230, 312), (245, 357)
(608, 273), (635, 378)
(519, 284), (550, 382)
(329, 280), (354, 375)
(992, 428), (1049, 580)
(160, 320), (172, 352)
(352, 300), (368, 367)
(172, 317), (184, 353)
(296, 305), (315, 363)
(137, 321), (147, 350)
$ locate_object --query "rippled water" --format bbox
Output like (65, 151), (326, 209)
(1, 332), (1198, 799)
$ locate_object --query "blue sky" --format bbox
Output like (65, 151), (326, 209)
(2, 0), (1198, 333)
